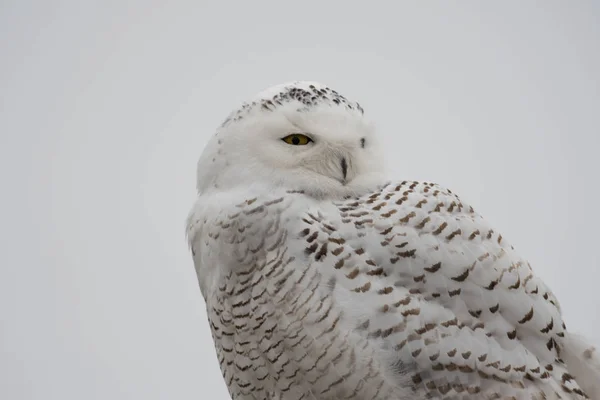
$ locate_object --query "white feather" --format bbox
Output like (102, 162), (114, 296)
(187, 81), (597, 399)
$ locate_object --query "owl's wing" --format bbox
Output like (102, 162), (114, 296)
(188, 189), (415, 399)
(187, 190), (296, 300)
(187, 183), (599, 399)
(187, 190), (301, 399)
(302, 180), (597, 399)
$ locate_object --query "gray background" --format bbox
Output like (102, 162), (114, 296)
(1, 2), (599, 399)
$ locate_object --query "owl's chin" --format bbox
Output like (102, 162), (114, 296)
(296, 172), (387, 200)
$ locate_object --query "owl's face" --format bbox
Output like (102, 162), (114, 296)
(196, 82), (386, 199)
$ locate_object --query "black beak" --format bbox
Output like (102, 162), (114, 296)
(341, 157), (348, 181)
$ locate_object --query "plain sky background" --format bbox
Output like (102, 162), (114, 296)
(1, 2), (599, 399)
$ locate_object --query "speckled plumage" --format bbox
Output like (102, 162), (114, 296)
(220, 83), (364, 129)
(187, 82), (599, 399)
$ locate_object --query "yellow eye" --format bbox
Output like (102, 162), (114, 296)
(281, 134), (313, 146)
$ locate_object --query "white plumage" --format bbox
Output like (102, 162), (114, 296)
(187, 81), (599, 399)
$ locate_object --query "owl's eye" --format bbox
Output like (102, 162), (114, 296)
(281, 134), (313, 146)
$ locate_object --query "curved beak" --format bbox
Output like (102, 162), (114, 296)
(341, 157), (348, 183)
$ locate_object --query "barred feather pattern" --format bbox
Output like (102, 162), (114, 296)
(187, 180), (597, 400)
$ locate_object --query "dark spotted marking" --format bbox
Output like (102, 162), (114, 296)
(415, 216), (430, 229)
(347, 268), (360, 279)
(305, 243), (318, 254)
(306, 231), (319, 243)
(354, 282), (371, 293)
(399, 211), (417, 224)
(331, 246), (344, 256)
(424, 262), (441, 273)
(451, 269), (470, 282)
(220, 83), (365, 128)
(468, 230), (480, 240)
(397, 249), (416, 258)
(509, 276), (521, 290)
(486, 279), (499, 290)
(401, 308), (421, 317)
(541, 318), (554, 334)
(315, 242), (328, 261)
(432, 222), (448, 235)
(445, 229), (462, 241)
(367, 267), (384, 276)
(518, 307), (534, 324)
(378, 287), (393, 295)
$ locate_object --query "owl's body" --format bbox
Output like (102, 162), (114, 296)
(187, 82), (599, 399)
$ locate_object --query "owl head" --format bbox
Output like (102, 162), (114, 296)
(196, 81), (386, 199)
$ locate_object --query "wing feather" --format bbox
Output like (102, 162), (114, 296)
(187, 182), (596, 399)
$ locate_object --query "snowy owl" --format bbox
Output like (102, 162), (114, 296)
(186, 81), (599, 399)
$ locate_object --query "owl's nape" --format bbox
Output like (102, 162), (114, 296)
(187, 81), (600, 399)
